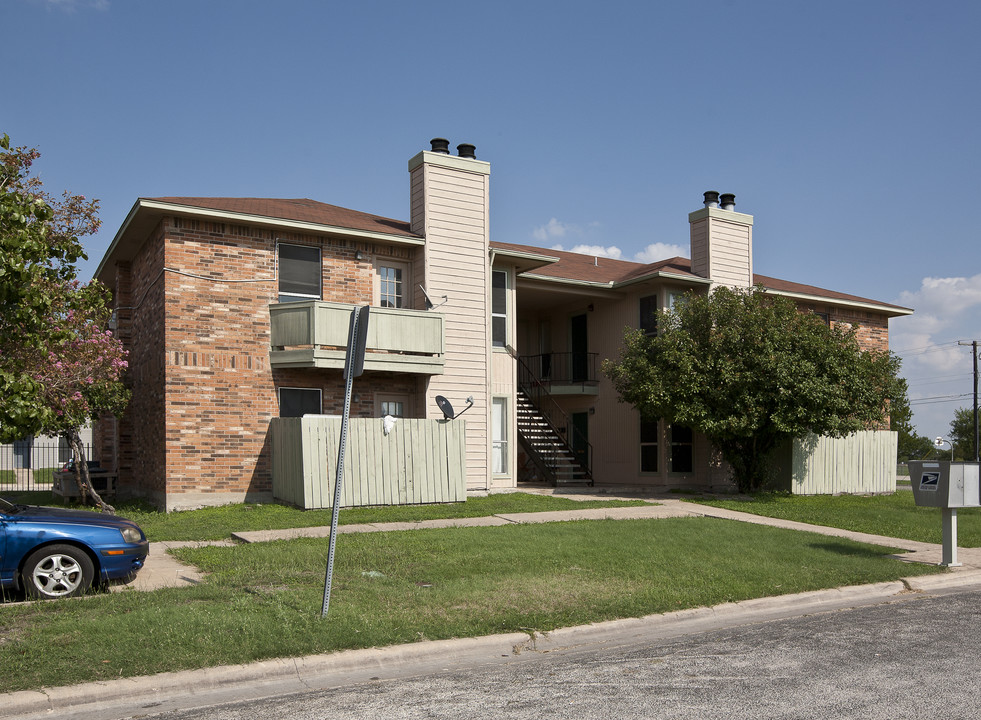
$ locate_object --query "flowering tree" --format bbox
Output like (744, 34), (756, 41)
(0, 134), (129, 511)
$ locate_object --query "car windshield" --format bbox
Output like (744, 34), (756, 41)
(0, 497), (19, 513)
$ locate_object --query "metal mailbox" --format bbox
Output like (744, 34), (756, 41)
(907, 461), (980, 509)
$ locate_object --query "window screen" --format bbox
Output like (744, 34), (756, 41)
(278, 387), (322, 418)
(278, 244), (321, 301)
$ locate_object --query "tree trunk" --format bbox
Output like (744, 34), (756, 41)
(65, 428), (115, 514)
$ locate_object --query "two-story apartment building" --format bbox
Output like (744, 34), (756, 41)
(94, 139), (911, 510)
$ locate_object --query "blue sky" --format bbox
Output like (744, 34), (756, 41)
(4, 0), (980, 442)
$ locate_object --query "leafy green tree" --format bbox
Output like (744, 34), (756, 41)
(604, 285), (904, 492)
(0, 134), (128, 511)
(949, 406), (979, 461)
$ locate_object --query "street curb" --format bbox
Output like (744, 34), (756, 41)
(1, 632), (532, 719)
(8, 571), (981, 719)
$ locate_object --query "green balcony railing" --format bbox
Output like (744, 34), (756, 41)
(269, 300), (445, 374)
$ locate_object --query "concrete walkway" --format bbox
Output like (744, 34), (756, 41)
(123, 492), (981, 593)
(10, 491), (981, 720)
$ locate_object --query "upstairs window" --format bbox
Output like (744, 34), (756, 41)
(377, 265), (405, 308)
(492, 270), (507, 347)
(639, 295), (658, 336)
(278, 243), (321, 302)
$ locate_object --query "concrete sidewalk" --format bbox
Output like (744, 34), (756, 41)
(125, 493), (981, 593)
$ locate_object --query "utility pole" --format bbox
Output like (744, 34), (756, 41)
(957, 340), (980, 462)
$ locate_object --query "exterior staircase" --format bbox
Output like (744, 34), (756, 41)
(515, 352), (593, 486)
(516, 390), (592, 485)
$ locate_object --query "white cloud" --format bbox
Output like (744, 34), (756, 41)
(557, 244), (622, 259)
(633, 243), (687, 263)
(532, 218), (571, 242)
(891, 273), (981, 436)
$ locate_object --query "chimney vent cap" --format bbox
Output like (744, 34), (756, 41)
(430, 138), (450, 154)
(719, 193), (736, 211)
(703, 191), (720, 208)
(457, 143), (476, 159)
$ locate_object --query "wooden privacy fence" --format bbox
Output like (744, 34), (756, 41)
(775, 430), (898, 495)
(270, 416), (467, 509)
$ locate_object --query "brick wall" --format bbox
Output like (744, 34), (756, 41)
(108, 216), (426, 509)
(795, 302), (891, 353)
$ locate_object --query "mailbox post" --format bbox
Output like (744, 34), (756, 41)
(907, 461), (981, 566)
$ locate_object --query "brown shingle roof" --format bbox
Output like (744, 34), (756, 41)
(489, 240), (911, 314)
(490, 241), (701, 284)
(148, 197), (420, 239)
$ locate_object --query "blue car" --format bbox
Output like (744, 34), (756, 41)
(0, 497), (149, 599)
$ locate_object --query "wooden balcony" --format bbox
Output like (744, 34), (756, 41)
(269, 301), (445, 374)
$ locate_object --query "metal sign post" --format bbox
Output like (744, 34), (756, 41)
(321, 305), (369, 619)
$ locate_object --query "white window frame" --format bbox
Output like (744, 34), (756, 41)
(376, 393), (410, 418)
(374, 259), (411, 309)
(492, 270), (508, 348)
(492, 396), (509, 475)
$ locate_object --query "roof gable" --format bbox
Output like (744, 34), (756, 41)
(148, 197), (419, 239)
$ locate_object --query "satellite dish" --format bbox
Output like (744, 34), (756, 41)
(436, 395), (455, 420)
(419, 285), (448, 310)
(435, 395), (475, 420)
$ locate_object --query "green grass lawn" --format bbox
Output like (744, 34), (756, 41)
(0, 468), (55, 485)
(0, 516), (942, 692)
(0, 491), (652, 542)
(688, 491), (981, 546)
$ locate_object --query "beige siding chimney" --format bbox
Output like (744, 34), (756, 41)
(409, 141), (492, 491)
(689, 192), (754, 288)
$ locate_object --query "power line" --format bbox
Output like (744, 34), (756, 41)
(909, 393), (972, 407)
(893, 341), (961, 356)
(905, 374), (974, 388)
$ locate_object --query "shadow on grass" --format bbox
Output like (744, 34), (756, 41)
(807, 540), (905, 559)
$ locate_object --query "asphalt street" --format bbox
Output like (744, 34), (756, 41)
(28, 582), (981, 720)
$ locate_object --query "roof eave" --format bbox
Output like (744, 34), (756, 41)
(94, 198), (425, 285)
(613, 271), (711, 289)
(140, 199), (425, 246)
(518, 273), (617, 291)
(490, 247), (560, 274)
(765, 288), (914, 317)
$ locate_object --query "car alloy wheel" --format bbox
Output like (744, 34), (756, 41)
(23, 544), (95, 599)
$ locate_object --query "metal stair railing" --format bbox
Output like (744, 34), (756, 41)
(521, 352), (599, 387)
(516, 355), (593, 484)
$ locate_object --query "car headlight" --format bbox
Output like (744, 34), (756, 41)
(119, 526), (143, 543)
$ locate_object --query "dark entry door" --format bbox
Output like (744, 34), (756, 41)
(571, 412), (589, 470)
(570, 313), (588, 382)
